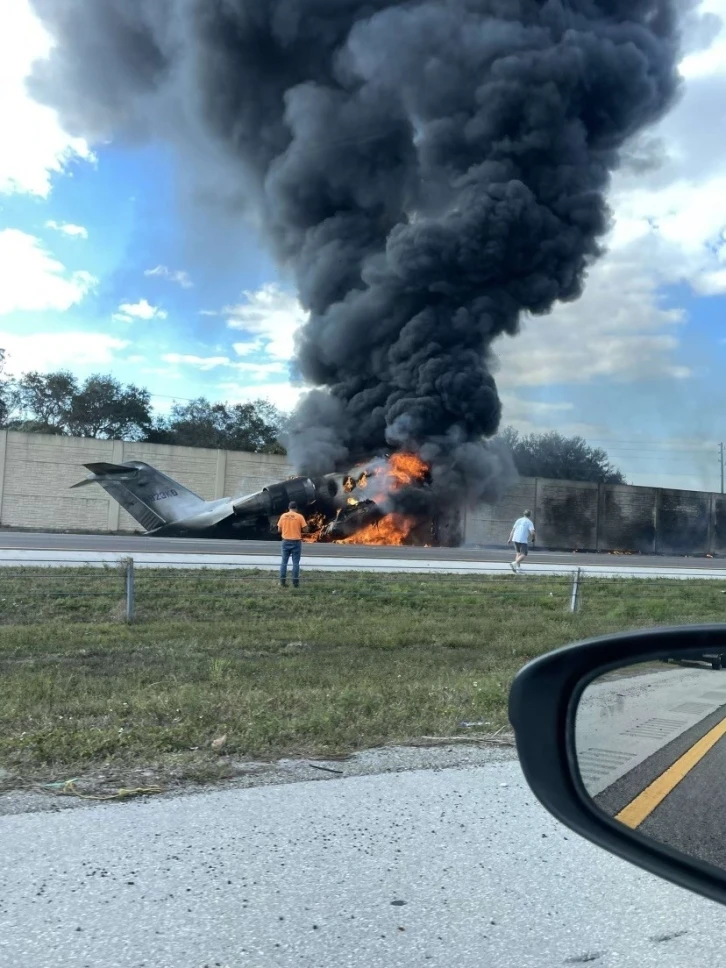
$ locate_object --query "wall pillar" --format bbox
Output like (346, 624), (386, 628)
(653, 488), (661, 555)
(106, 439), (124, 533)
(214, 449), (228, 499)
(0, 429), (7, 526)
(596, 483), (604, 552)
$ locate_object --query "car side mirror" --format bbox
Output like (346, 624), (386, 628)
(509, 625), (726, 907)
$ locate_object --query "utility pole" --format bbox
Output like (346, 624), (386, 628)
(720, 443), (724, 495)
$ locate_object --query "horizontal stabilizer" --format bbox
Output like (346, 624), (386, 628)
(71, 463), (139, 488)
(84, 462), (136, 475)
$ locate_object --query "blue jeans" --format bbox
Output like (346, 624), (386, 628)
(280, 539), (302, 582)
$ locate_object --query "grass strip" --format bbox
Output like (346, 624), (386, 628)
(1, 568), (725, 790)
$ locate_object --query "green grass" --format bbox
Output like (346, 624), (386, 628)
(1, 567), (725, 791)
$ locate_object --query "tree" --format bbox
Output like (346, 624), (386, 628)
(10, 371), (78, 433)
(146, 397), (285, 453)
(67, 376), (152, 440)
(8, 371), (152, 440)
(500, 427), (625, 484)
(1, 366), (286, 451)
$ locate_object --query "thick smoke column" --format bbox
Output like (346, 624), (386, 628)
(28, 0), (684, 504)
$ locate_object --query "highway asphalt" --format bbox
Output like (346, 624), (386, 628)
(0, 530), (723, 570)
(576, 666), (726, 797)
(640, 723), (726, 870)
(1, 753), (723, 968)
(578, 665), (726, 871)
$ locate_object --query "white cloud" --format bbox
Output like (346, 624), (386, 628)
(0, 330), (128, 375)
(0, 0), (94, 197)
(225, 283), (307, 361)
(232, 361), (287, 379)
(0, 229), (96, 315)
(144, 265), (193, 288)
(162, 353), (231, 371)
(113, 299), (168, 323)
(499, 395), (574, 422)
(45, 220), (88, 239)
(139, 366), (184, 383)
(218, 381), (304, 413)
(680, 38), (726, 79)
(497, 393), (608, 439)
(698, 267), (726, 296)
(496, 237), (692, 390)
(161, 353), (287, 380)
(232, 339), (264, 356)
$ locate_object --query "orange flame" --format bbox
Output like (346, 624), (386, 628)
(336, 453), (428, 546)
(336, 513), (417, 546)
(386, 452), (428, 489)
(304, 452), (429, 546)
(302, 511), (327, 543)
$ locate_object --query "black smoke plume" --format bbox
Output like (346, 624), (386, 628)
(28, 0), (685, 507)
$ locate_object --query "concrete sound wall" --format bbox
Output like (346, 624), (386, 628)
(466, 478), (725, 556)
(0, 429), (723, 555)
(0, 430), (292, 533)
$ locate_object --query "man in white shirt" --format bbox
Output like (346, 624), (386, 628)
(508, 510), (535, 573)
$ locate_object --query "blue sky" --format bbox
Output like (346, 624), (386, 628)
(1, 1), (725, 492)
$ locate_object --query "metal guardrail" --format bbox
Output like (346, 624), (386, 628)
(0, 556), (724, 626)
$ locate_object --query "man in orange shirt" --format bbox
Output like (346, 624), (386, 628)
(277, 501), (308, 588)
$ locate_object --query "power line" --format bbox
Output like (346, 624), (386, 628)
(600, 447), (716, 454)
(587, 438), (718, 448)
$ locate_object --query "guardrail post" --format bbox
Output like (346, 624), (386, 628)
(125, 558), (135, 623)
(569, 567), (581, 614)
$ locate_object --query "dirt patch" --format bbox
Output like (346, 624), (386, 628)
(0, 738), (517, 816)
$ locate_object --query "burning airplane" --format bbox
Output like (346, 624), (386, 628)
(72, 452), (449, 545)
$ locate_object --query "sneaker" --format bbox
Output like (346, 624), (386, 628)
(292, 580), (300, 588)
(509, 562), (517, 574)
(280, 579), (287, 588)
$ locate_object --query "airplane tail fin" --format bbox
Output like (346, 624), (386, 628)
(72, 461), (206, 532)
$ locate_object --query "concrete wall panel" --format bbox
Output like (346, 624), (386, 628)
(597, 485), (656, 554)
(712, 495), (726, 556)
(535, 479), (598, 551)
(225, 452), (293, 499)
(2, 433), (113, 530)
(655, 489), (710, 556)
(464, 479), (536, 546)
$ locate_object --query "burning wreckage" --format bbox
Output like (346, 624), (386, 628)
(73, 453), (460, 546)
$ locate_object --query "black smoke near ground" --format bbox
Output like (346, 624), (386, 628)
(28, 0), (685, 508)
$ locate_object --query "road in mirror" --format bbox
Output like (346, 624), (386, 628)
(575, 648), (726, 871)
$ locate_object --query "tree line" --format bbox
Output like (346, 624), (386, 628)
(0, 352), (624, 482)
(0, 353), (285, 454)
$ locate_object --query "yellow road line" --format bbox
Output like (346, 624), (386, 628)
(615, 714), (726, 829)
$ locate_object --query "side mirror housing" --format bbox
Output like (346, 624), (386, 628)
(510, 625), (726, 907)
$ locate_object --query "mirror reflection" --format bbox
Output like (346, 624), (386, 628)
(575, 648), (726, 869)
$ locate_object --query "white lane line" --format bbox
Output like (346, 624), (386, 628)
(2, 549), (726, 578)
(576, 669), (726, 796)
